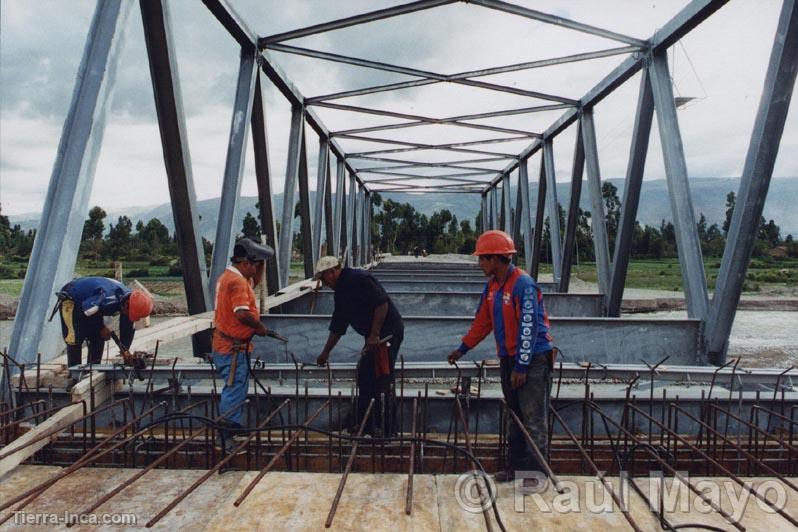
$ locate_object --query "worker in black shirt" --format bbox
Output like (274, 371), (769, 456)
(314, 256), (404, 436)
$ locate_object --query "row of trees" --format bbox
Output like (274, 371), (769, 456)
(0, 184), (794, 281)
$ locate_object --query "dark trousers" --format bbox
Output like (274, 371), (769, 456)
(500, 353), (551, 473)
(356, 331), (403, 435)
(59, 300), (104, 367)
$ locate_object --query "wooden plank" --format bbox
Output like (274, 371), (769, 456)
(0, 403), (84, 478)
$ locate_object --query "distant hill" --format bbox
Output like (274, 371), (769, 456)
(9, 177), (798, 240)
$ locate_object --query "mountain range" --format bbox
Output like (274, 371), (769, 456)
(9, 177), (798, 241)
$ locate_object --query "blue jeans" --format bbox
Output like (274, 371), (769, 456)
(212, 351), (249, 425)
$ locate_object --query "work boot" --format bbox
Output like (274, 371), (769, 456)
(216, 420), (243, 454)
(493, 469), (515, 483)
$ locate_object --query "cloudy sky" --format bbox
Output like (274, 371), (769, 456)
(1, 0), (796, 216)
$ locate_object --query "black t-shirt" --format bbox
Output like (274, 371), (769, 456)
(329, 268), (403, 338)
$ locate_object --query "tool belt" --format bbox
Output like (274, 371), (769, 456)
(212, 328), (252, 387)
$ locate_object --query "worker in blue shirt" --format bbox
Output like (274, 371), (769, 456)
(55, 277), (153, 388)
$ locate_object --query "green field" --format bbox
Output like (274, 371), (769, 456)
(1, 257), (796, 298)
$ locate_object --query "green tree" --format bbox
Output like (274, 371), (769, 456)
(241, 212), (261, 240)
(722, 191), (735, 235)
(105, 216), (134, 259)
(602, 182), (621, 252)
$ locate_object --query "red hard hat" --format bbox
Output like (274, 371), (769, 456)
(127, 290), (154, 322)
(474, 230), (517, 256)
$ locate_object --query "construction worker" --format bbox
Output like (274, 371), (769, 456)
(211, 238), (274, 443)
(56, 277), (154, 389)
(314, 256), (404, 436)
(447, 230), (553, 487)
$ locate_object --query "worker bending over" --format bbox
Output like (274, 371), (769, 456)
(212, 238), (274, 440)
(315, 256), (404, 436)
(55, 276), (153, 389)
(447, 230), (553, 488)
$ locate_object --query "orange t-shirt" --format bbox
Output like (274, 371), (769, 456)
(212, 266), (258, 354)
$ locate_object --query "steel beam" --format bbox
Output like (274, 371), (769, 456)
(480, 193), (488, 232)
(512, 170), (523, 252)
(559, 121), (584, 293)
(200, 0), (256, 50)
(707, 0), (798, 364)
(272, 290), (604, 317)
(649, 55), (708, 320)
(278, 105), (304, 287)
(209, 48), (258, 300)
(543, 140), (563, 283)
(312, 137), (330, 266)
(518, 160), (534, 272)
(307, 47), (637, 103)
(251, 72), (281, 295)
(332, 157), (345, 257)
(259, 0), (454, 45)
(608, 70), (654, 317)
(297, 129), (314, 279)
(490, 186), (499, 229)
(502, 174), (512, 234)
(267, 43), (577, 105)
(9, 0), (131, 365)
(254, 315), (703, 365)
(580, 110), (611, 297)
(345, 173), (356, 265)
(484, 0), (729, 191)
(530, 158), (547, 279)
(470, 0), (646, 47)
(324, 154), (335, 256)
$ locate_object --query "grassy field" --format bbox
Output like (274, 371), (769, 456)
(1, 257), (796, 298)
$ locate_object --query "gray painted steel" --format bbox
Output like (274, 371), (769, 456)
(270, 291), (604, 317)
(312, 137), (330, 267)
(297, 129), (314, 279)
(707, 0), (798, 364)
(480, 193), (488, 231)
(490, 186), (499, 229)
(502, 174), (512, 233)
(530, 158), (546, 278)
(543, 140), (563, 282)
(251, 72), (281, 294)
(345, 173), (356, 265)
(10, 0), (132, 366)
(142, 0), (212, 357)
(258, 314), (703, 365)
(371, 272), (486, 282)
(332, 157), (345, 256)
(278, 105), (304, 287)
(580, 110), (611, 298)
(209, 49), (258, 300)
(559, 120), (584, 292)
(375, 280), (558, 293)
(373, 262), (478, 271)
(649, 56), (709, 320)
(518, 160), (534, 273)
(608, 70), (654, 317)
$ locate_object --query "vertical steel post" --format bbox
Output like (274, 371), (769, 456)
(581, 110), (612, 298)
(543, 140), (563, 283)
(531, 158), (547, 279)
(608, 70), (654, 316)
(518, 160), (534, 273)
(502, 173), (513, 234)
(480, 193), (488, 233)
(364, 191), (372, 263)
(251, 71), (281, 294)
(333, 158), (346, 257)
(324, 156), (334, 256)
(312, 137), (330, 266)
(649, 54), (709, 320)
(278, 105), (304, 287)
(297, 131), (314, 279)
(9, 0), (132, 365)
(559, 121), (585, 293)
(707, 0), (798, 364)
(513, 170), (523, 251)
(345, 173), (356, 266)
(490, 186), (500, 230)
(209, 48), (258, 300)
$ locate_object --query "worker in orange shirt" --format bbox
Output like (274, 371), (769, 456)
(212, 238), (274, 444)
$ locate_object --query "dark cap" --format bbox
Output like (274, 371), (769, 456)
(231, 238), (274, 263)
